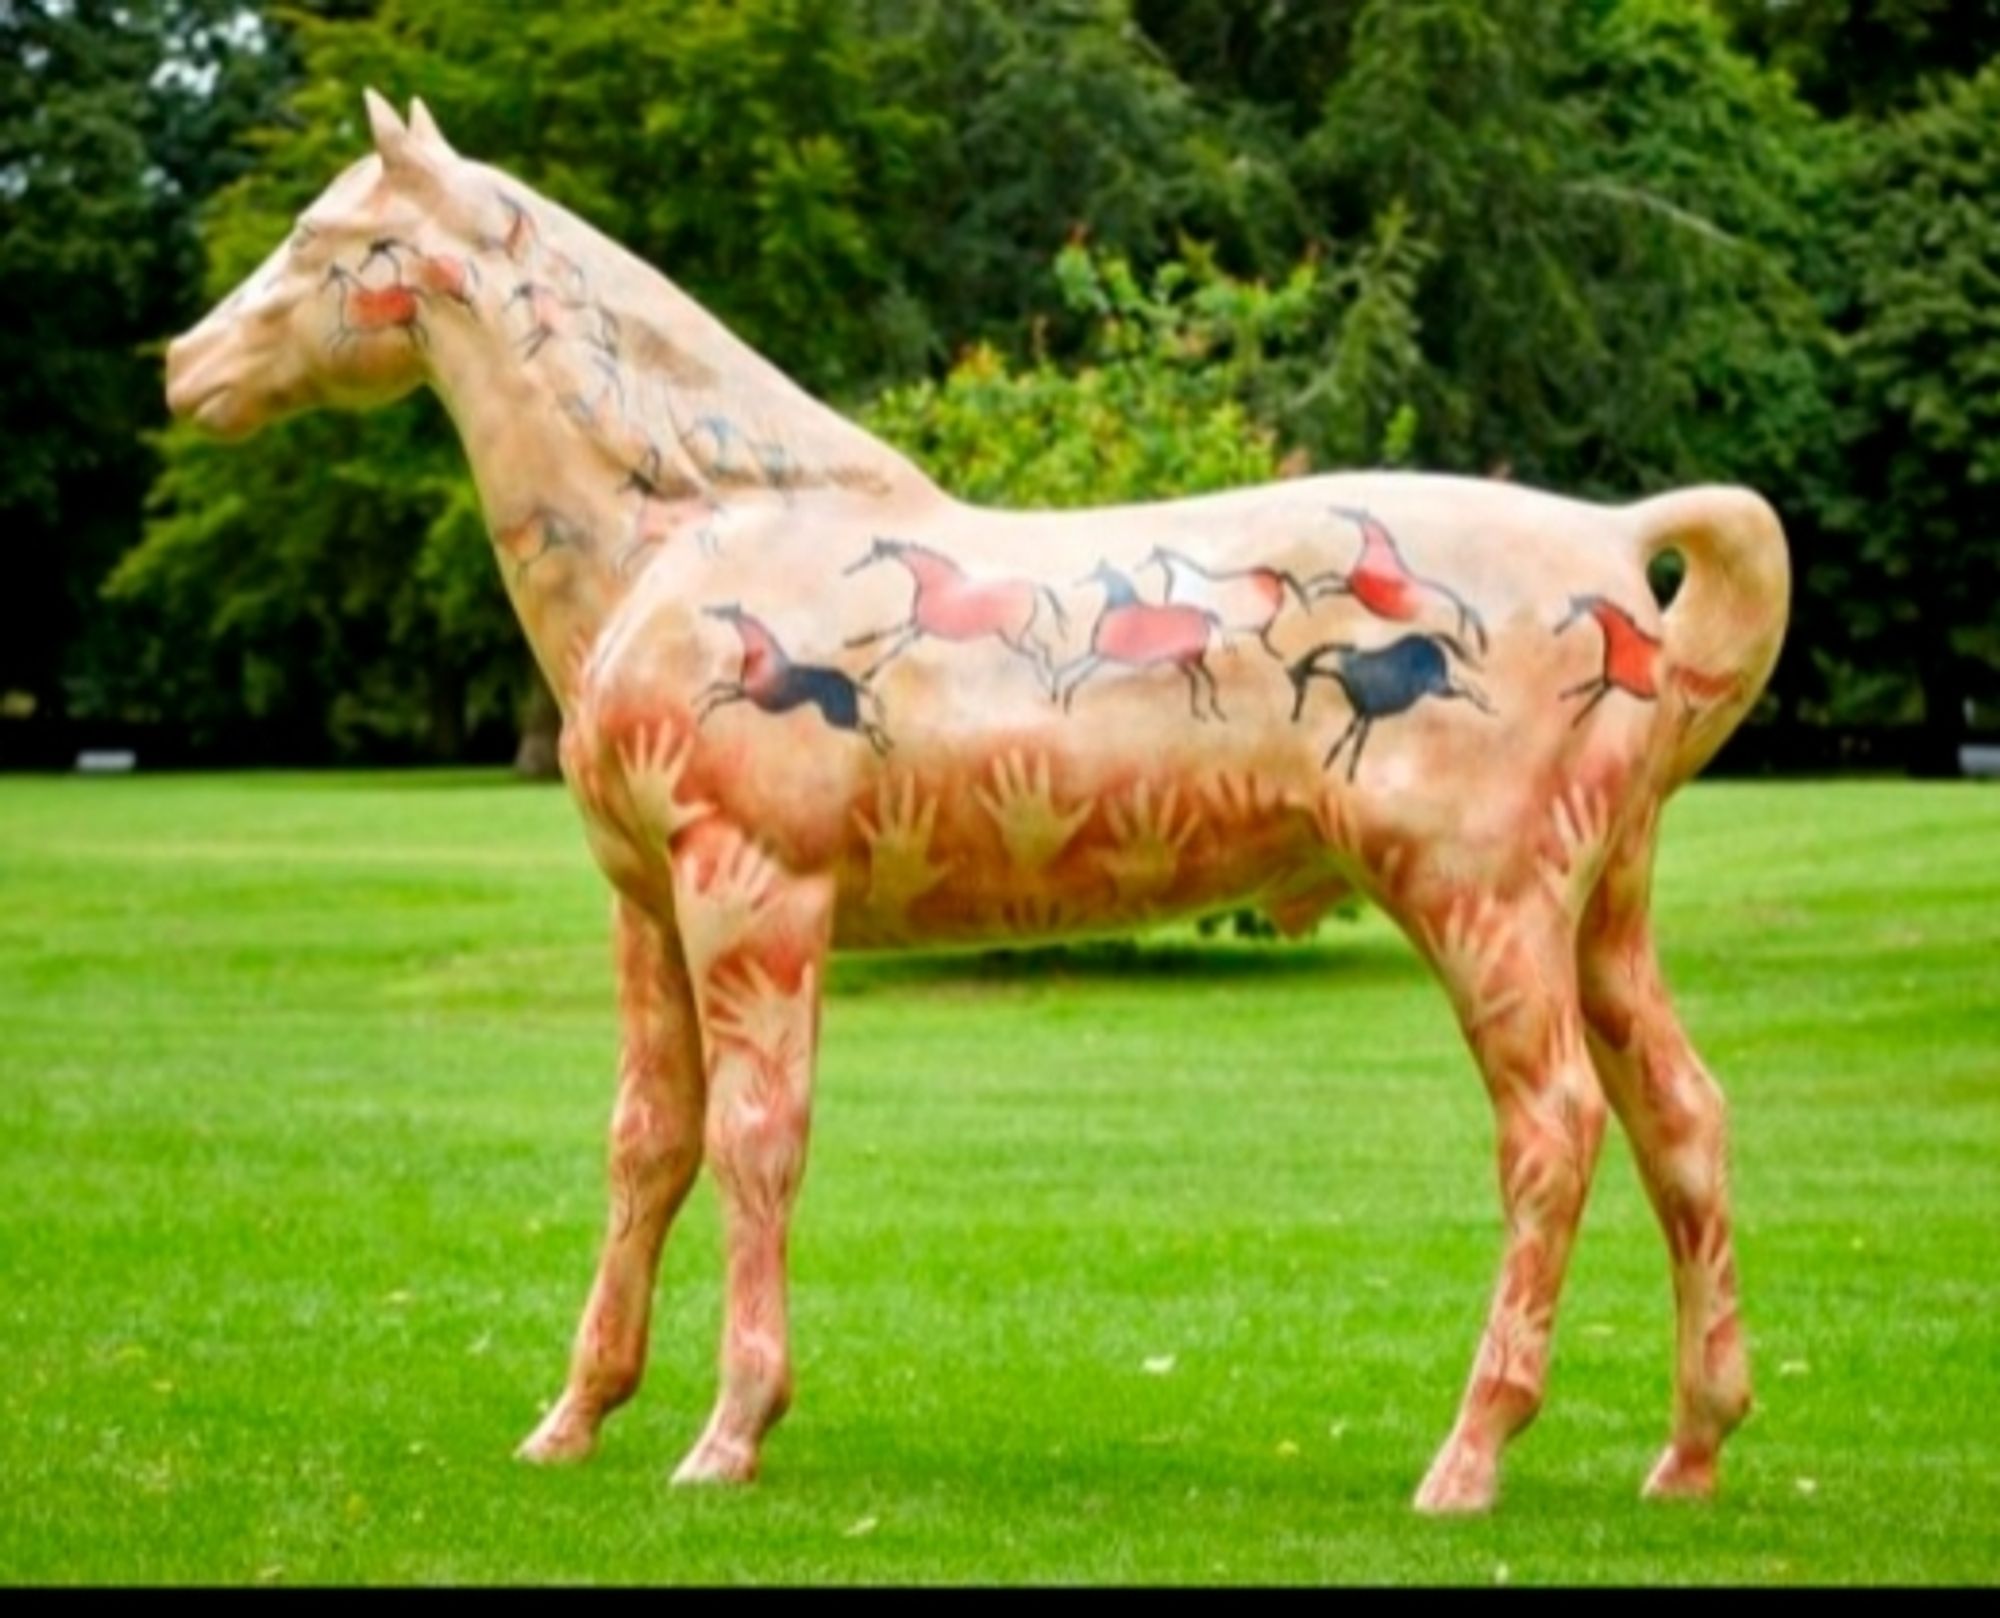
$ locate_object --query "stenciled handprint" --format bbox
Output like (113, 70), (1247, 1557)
(680, 834), (781, 977)
(616, 720), (714, 845)
(1094, 779), (1200, 905)
(1417, 891), (1523, 1039)
(701, 957), (816, 1229)
(704, 957), (814, 1074)
(974, 750), (1091, 875)
(852, 773), (951, 926)
(1200, 765), (1287, 826)
(997, 891), (1082, 938)
(1536, 780), (1613, 909)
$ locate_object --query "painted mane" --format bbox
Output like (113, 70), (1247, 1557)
(467, 162), (937, 508)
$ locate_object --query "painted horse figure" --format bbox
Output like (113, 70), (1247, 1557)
(843, 536), (1067, 687)
(165, 94), (1792, 1512)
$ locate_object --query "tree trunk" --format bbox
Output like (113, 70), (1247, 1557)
(513, 666), (562, 780)
(1913, 644), (1966, 780)
(429, 666), (466, 762)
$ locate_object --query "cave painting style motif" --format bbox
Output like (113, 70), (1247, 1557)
(1288, 633), (1493, 781)
(1309, 506), (1491, 656)
(164, 92), (1796, 1514)
(1056, 561), (1226, 720)
(844, 537), (1067, 686)
(1557, 593), (1664, 724)
(1143, 546), (1307, 660)
(323, 260), (427, 350)
(698, 605), (891, 756)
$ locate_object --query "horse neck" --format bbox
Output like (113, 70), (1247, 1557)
(413, 169), (947, 709)
(730, 614), (788, 678)
(1097, 569), (1138, 608)
(1357, 522), (1400, 572)
(466, 167), (941, 509)
(896, 545), (961, 593)
(1591, 598), (1644, 641)
(420, 294), (634, 710)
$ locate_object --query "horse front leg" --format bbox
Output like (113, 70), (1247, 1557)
(670, 827), (833, 1484)
(1398, 888), (1608, 1513)
(694, 681), (748, 722)
(519, 896), (705, 1463)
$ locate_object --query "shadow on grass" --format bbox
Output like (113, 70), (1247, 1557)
(829, 929), (1422, 995)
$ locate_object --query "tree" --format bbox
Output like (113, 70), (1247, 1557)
(0, 0), (283, 727)
(1823, 62), (2000, 767)
(1716, 0), (2000, 119)
(861, 242), (1310, 508)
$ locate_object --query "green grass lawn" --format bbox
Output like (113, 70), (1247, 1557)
(0, 772), (1995, 1584)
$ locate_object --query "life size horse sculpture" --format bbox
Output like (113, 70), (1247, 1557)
(164, 93), (1791, 1512)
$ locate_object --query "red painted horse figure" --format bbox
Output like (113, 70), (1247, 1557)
(164, 93), (1792, 1512)
(1310, 505), (1490, 654)
(844, 537), (1067, 686)
(1056, 561), (1226, 720)
(1557, 593), (1664, 723)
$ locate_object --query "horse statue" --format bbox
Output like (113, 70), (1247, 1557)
(164, 92), (1790, 1512)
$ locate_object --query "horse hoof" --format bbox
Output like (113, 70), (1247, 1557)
(1642, 1444), (1717, 1500)
(1413, 1442), (1499, 1515)
(670, 1434), (759, 1486)
(516, 1404), (598, 1465)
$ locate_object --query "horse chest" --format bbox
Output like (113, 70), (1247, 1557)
(1604, 628), (1662, 697)
(1351, 567), (1420, 620)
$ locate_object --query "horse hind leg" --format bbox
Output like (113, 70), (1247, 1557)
(1000, 631), (1058, 696)
(1577, 817), (1751, 1498)
(1392, 883), (1607, 1513)
(1180, 658), (1225, 722)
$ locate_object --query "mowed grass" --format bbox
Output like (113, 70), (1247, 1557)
(0, 772), (1995, 1586)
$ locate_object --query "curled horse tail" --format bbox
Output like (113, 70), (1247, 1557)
(1627, 485), (1791, 790)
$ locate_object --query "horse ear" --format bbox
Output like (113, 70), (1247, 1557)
(407, 96), (457, 159)
(364, 87), (414, 170)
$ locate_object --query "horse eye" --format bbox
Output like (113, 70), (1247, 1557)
(290, 224), (319, 254)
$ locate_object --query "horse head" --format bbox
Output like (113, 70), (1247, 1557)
(1080, 561), (1136, 605)
(166, 90), (483, 440)
(1285, 642), (1353, 719)
(1554, 594), (1606, 635)
(843, 537), (905, 576)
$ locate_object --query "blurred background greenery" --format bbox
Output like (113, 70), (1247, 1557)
(5, 0), (1997, 775)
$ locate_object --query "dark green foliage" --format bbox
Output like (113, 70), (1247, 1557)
(1715, 0), (2000, 118)
(1819, 63), (2000, 764)
(0, 0), (284, 723)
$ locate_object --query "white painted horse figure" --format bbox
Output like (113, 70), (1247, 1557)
(165, 94), (1790, 1511)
